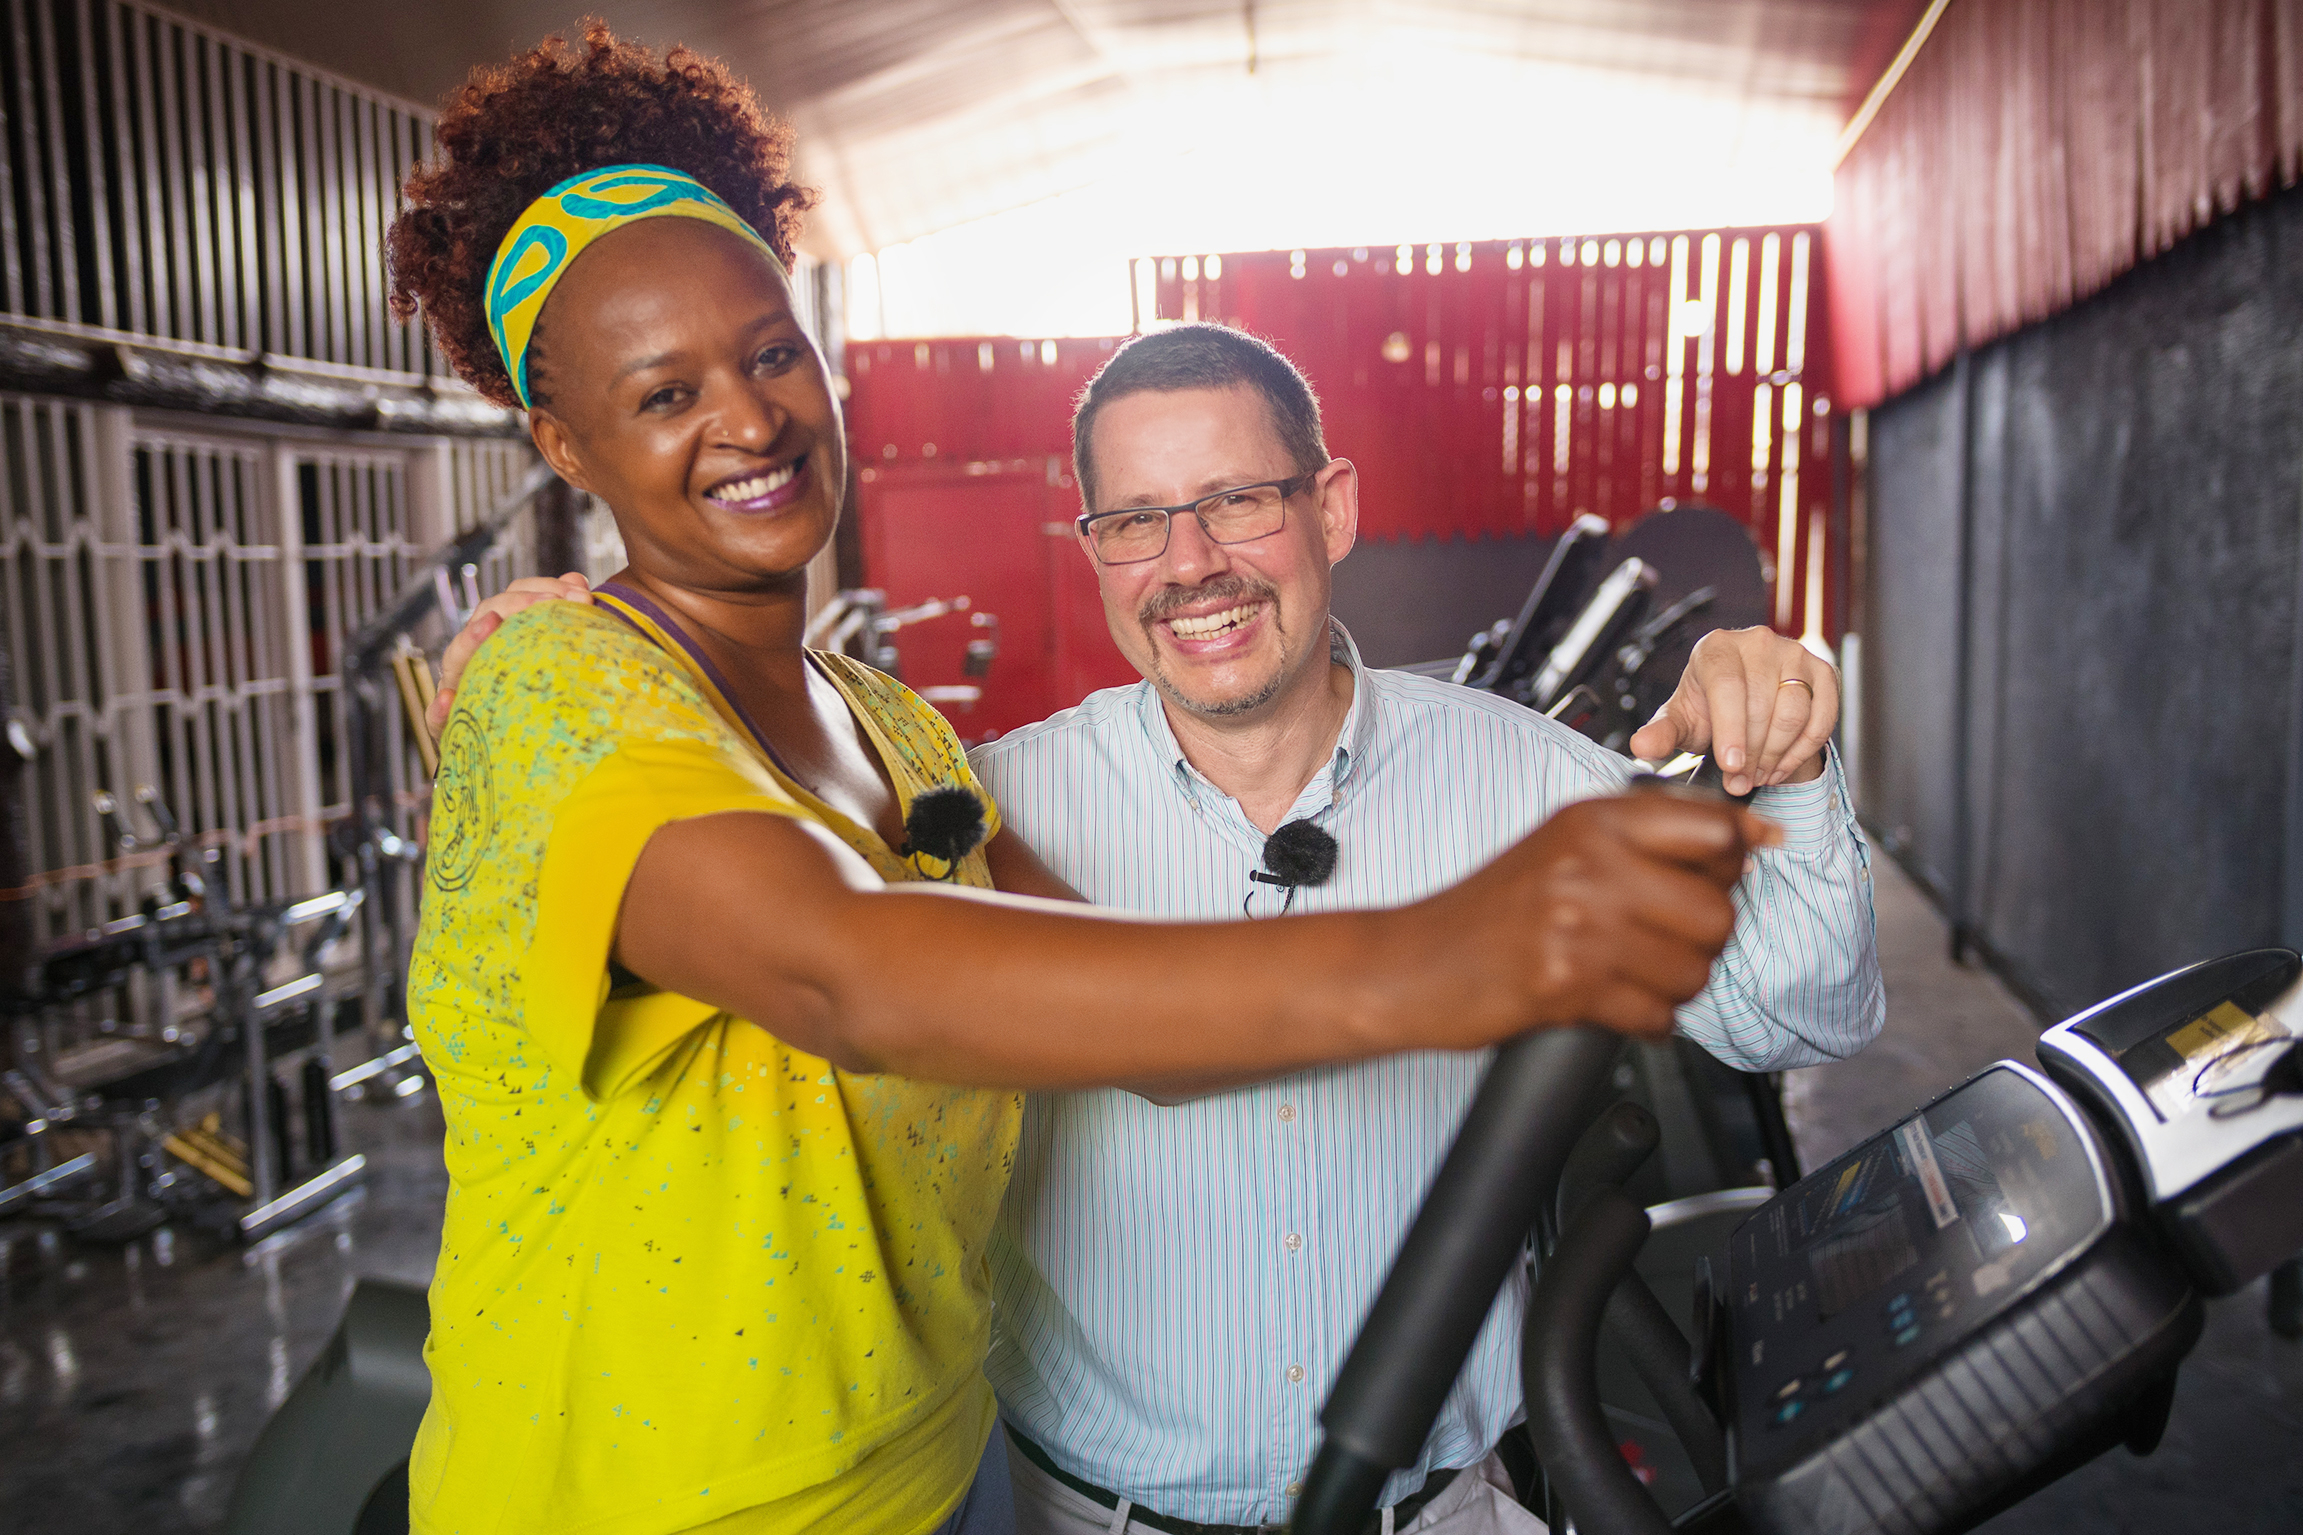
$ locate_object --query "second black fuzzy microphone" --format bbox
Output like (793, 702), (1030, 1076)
(1245, 819), (1339, 916)
(899, 785), (988, 879)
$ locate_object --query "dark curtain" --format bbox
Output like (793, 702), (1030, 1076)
(1862, 179), (2303, 1017)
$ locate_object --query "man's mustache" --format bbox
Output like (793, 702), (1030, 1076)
(1138, 575), (1279, 628)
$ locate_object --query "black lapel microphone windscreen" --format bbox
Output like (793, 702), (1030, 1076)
(1254, 819), (1339, 889)
(901, 785), (988, 871)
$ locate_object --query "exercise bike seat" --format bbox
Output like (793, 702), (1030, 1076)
(223, 1278), (429, 1535)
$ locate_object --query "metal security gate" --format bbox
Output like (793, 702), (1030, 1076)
(296, 446), (424, 903)
(2, 393), (137, 942)
(0, 0), (439, 380)
(1, 392), (539, 955)
(127, 425), (309, 909)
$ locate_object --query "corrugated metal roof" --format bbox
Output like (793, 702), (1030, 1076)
(163, 0), (1927, 255)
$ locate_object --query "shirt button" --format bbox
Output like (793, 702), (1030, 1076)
(1284, 1232), (1303, 1252)
(1286, 1363), (1306, 1383)
(1278, 1104), (1297, 1122)
(1287, 1480), (1304, 1497)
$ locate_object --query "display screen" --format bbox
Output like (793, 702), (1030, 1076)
(1795, 1140), (1916, 1318)
(1784, 1103), (2031, 1318)
(1727, 1067), (2111, 1468)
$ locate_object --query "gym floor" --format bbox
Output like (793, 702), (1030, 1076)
(3, 857), (2300, 1532)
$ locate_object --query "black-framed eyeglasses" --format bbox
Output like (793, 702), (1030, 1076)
(1075, 470), (1320, 566)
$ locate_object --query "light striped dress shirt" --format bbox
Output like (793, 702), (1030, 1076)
(970, 625), (1882, 1525)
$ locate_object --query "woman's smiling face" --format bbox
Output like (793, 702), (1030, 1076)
(525, 217), (845, 595)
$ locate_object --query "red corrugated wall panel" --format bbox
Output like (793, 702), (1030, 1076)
(2207, 1), (2274, 211)
(1873, 85), (1926, 401)
(850, 227), (1835, 735)
(2279, 0), (2303, 186)
(2015, 0), (2073, 326)
(846, 337), (1141, 743)
(1147, 232), (1829, 578)
(1827, 156), (1888, 412)
(2143, 0), (2210, 257)
(1917, 35), (1964, 376)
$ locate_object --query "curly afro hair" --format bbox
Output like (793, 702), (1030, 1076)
(387, 20), (816, 410)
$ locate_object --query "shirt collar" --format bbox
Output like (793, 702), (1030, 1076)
(1134, 617), (1377, 811)
(1328, 620), (1378, 787)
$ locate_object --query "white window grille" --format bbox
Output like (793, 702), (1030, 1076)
(1, 392), (552, 955)
(294, 444), (425, 901)
(126, 424), (307, 908)
(0, 0), (440, 381)
(3, 393), (133, 943)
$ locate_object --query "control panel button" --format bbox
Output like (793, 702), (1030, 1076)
(1822, 1351), (1849, 1371)
(1770, 1399), (1806, 1428)
(1885, 1292), (1918, 1346)
(1823, 1367), (1857, 1394)
(1774, 1378), (1803, 1401)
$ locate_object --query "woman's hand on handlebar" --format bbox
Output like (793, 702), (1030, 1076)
(1428, 790), (1778, 1046)
(426, 571), (593, 734)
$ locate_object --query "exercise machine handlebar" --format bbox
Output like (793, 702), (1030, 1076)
(1603, 1265), (1730, 1495)
(1553, 1098), (1659, 1235)
(1523, 1186), (1679, 1535)
(1288, 1025), (1622, 1534)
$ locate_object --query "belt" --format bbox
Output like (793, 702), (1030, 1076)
(1005, 1426), (1463, 1535)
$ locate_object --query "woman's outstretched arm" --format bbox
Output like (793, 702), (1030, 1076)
(617, 789), (1771, 1091)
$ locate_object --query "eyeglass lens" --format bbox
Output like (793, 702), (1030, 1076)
(1091, 484), (1289, 564)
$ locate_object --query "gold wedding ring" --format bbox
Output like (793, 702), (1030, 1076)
(1779, 677), (1815, 697)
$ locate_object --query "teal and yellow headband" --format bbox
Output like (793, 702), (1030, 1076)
(484, 163), (788, 409)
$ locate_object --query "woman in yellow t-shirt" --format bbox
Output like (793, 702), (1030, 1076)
(384, 23), (1766, 1535)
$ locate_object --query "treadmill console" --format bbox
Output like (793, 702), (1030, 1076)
(1724, 1065), (2110, 1462)
(2038, 948), (2303, 1294)
(1719, 1064), (2200, 1534)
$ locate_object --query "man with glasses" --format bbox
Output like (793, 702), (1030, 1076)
(434, 322), (1879, 1535)
(979, 324), (1878, 1535)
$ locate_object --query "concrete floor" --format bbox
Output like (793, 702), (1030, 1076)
(0, 855), (2298, 1531)
(0, 1094), (446, 1531)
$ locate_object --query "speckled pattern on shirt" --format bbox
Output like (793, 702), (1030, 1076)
(405, 601), (1018, 1535)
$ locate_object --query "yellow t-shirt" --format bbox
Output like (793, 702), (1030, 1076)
(405, 593), (1020, 1535)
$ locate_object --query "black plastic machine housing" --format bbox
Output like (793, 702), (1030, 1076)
(1717, 1063), (2198, 1534)
(1707, 951), (2303, 1534)
(2035, 948), (2303, 1296)
(1294, 948), (2303, 1535)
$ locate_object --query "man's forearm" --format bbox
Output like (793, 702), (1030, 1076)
(1682, 748), (1884, 1070)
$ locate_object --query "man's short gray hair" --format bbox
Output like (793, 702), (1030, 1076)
(1071, 323), (1329, 512)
